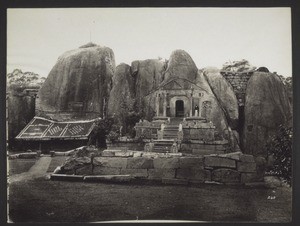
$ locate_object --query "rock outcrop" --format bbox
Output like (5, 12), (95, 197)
(195, 70), (240, 151)
(131, 59), (166, 110)
(202, 67), (239, 129)
(163, 50), (198, 84)
(36, 43), (115, 120)
(243, 72), (292, 157)
(107, 63), (135, 119)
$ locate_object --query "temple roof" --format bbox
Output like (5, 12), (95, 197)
(146, 77), (208, 96)
(15, 116), (99, 141)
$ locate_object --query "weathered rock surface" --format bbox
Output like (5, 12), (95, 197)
(195, 70), (240, 151)
(243, 72), (292, 157)
(107, 63), (135, 118)
(163, 50), (198, 84)
(203, 67), (239, 129)
(36, 43), (115, 120)
(131, 59), (166, 111)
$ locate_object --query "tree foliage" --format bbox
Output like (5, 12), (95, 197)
(278, 75), (293, 103)
(222, 59), (256, 72)
(7, 69), (46, 87)
(88, 117), (115, 147)
(266, 125), (292, 186)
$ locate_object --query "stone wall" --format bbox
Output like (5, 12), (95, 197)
(220, 71), (253, 106)
(62, 150), (264, 185)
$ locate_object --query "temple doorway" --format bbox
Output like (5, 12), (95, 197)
(175, 100), (184, 117)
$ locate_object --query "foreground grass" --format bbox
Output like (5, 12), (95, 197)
(8, 177), (292, 223)
(8, 159), (37, 175)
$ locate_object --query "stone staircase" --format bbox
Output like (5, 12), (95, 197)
(152, 117), (183, 153)
(152, 139), (174, 153)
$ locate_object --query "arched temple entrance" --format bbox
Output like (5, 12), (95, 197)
(175, 100), (184, 117)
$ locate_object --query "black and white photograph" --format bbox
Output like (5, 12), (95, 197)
(5, 6), (293, 223)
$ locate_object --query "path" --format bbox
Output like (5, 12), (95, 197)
(9, 156), (52, 183)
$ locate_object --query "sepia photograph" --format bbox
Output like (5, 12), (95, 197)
(6, 7), (293, 223)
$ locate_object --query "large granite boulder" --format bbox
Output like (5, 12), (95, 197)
(36, 43), (115, 120)
(163, 50), (198, 84)
(195, 70), (240, 151)
(107, 63), (135, 119)
(202, 67), (239, 129)
(131, 59), (166, 116)
(243, 72), (292, 157)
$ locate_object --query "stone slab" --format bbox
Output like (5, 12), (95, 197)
(204, 156), (236, 168)
(240, 154), (255, 163)
(84, 175), (133, 182)
(126, 157), (154, 169)
(93, 166), (121, 175)
(178, 157), (204, 168)
(114, 151), (134, 157)
(50, 174), (84, 181)
(217, 152), (242, 161)
(120, 169), (148, 178)
(18, 153), (37, 159)
(148, 169), (175, 179)
(101, 151), (115, 157)
(153, 157), (180, 169)
(93, 157), (127, 168)
(176, 168), (211, 181)
(162, 178), (188, 185)
(211, 169), (240, 183)
(237, 162), (256, 173)
(192, 150), (225, 155)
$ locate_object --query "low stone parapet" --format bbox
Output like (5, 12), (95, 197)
(59, 150), (264, 185)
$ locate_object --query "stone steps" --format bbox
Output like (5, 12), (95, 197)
(152, 139), (174, 153)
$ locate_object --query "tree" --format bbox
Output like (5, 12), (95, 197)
(222, 59), (256, 72)
(88, 117), (115, 148)
(277, 75), (292, 104)
(266, 125), (292, 186)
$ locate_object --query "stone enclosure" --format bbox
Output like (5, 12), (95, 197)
(60, 149), (264, 185)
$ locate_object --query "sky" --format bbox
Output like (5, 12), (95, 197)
(7, 8), (292, 78)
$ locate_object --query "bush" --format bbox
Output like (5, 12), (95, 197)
(266, 125), (292, 186)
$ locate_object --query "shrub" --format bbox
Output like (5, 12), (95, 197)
(266, 125), (292, 186)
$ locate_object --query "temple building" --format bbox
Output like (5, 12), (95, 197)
(147, 77), (211, 119)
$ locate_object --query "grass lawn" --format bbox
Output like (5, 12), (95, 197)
(8, 159), (37, 175)
(8, 177), (292, 223)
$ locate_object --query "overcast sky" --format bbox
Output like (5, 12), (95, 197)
(7, 8), (292, 77)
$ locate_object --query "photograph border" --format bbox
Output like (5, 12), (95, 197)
(1, 0), (299, 225)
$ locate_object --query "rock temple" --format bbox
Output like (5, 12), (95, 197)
(13, 43), (291, 159)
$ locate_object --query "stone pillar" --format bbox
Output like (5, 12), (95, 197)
(156, 93), (160, 117)
(198, 99), (202, 117)
(189, 96), (193, 117)
(163, 92), (167, 117)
